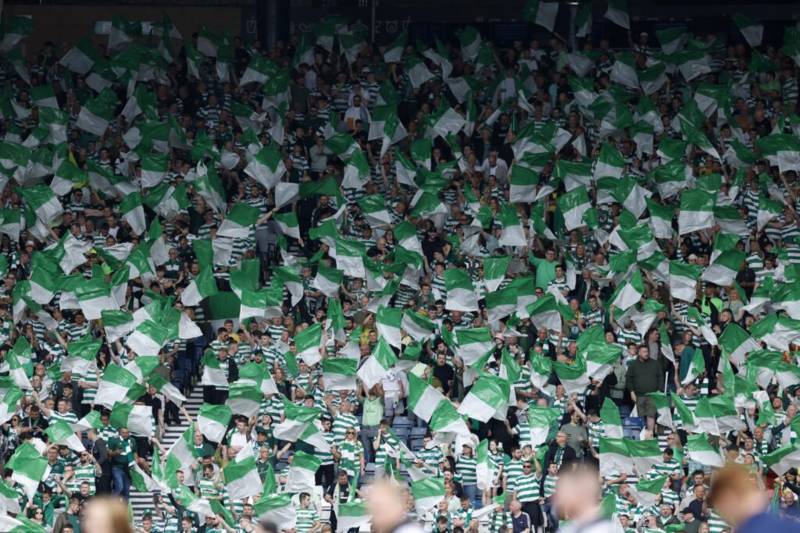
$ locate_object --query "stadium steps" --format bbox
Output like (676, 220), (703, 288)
(129, 384), (205, 521)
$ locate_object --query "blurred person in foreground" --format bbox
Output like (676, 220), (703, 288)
(366, 480), (424, 533)
(553, 465), (616, 533)
(82, 497), (134, 533)
(708, 464), (800, 533)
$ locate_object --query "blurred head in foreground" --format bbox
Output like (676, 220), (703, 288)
(553, 464), (602, 522)
(708, 464), (766, 527)
(366, 480), (414, 533)
(82, 497), (133, 533)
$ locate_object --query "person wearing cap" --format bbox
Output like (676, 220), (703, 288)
(456, 443), (479, 509)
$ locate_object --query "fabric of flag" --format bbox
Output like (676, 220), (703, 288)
(336, 501), (370, 533)
(733, 13), (763, 47)
(285, 450), (322, 493)
(686, 434), (724, 467)
(523, 0), (559, 32)
(110, 402), (154, 438)
(408, 373), (446, 422)
(294, 323), (324, 366)
(218, 203), (260, 239)
(255, 494), (296, 528)
(358, 337), (398, 390)
(7, 443), (50, 500)
(600, 398), (623, 438)
(376, 306), (403, 348)
(45, 419), (86, 453)
(604, 0), (630, 29)
(457, 375), (508, 422)
(223, 455), (262, 500)
(763, 443), (800, 476)
(443, 268), (479, 312)
(411, 477), (445, 515)
(401, 310), (435, 342)
(701, 250), (745, 287)
(94, 364), (138, 409)
(245, 144), (286, 189)
(508, 164), (539, 203)
(197, 403), (232, 443)
(678, 189), (715, 235)
(557, 186), (591, 231)
(669, 261), (701, 302)
(322, 358), (358, 391)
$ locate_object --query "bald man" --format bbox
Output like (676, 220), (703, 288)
(366, 480), (424, 533)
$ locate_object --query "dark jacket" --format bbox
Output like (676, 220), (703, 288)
(625, 357), (664, 395)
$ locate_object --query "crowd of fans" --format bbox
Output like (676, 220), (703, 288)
(0, 4), (798, 533)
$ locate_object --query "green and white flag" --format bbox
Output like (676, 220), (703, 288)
(558, 186), (591, 231)
(669, 261), (701, 302)
(21, 185), (63, 224)
(223, 455), (262, 500)
(51, 160), (87, 197)
(197, 403), (232, 443)
(311, 264), (341, 299)
(600, 397), (624, 438)
(648, 392), (675, 428)
(714, 205), (749, 235)
(610, 270), (645, 311)
(750, 314), (800, 352)
(0, 388), (22, 426)
(402, 311), (436, 342)
(59, 36), (98, 74)
(411, 477), (445, 515)
(444, 268), (479, 312)
(678, 189), (714, 235)
(702, 250), (745, 287)
(686, 434), (724, 467)
(585, 343), (623, 383)
(64, 336), (101, 376)
(626, 439), (662, 475)
(524, 406), (561, 447)
(455, 327), (493, 366)
(226, 383), (263, 418)
(763, 443), (800, 476)
(733, 14), (763, 48)
(239, 287), (283, 321)
(757, 196), (783, 232)
(523, 0), (559, 32)
(629, 476), (668, 508)
(695, 396), (743, 435)
(575, 2), (592, 37)
(195, 163), (227, 213)
(599, 437), (632, 477)
(275, 211), (301, 239)
(404, 55), (435, 89)
(508, 165), (539, 203)
(408, 373), (447, 422)
(384, 31), (406, 63)
(110, 402), (154, 438)
(553, 160), (592, 192)
(245, 144), (286, 189)
(0, 479), (21, 515)
(610, 52), (639, 90)
(336, 501), (370, 533)
(456, 26), (481, 62)
(255, 494), (296, 528)
(218, 203), (260, 239)
(7, 443), (50, 500)
(358, 337), (398, 390)
(119, 192), (146, 237)
(295, 323), (324, 366)
(286, 450), (322, 493)
(274, 401), (322, 442)
(45, 419), (86, 453)
(604, 0), (630, 29)
(497, 204), (527, 247)
(483, 256), (511, 292)
(719, 323), (760, 368)
(673, 50), (712, 82)
(322, 358), (358, 391)
(526, 294), (568, 332)
(180, 268), (218, 307)
(554, 358), (590, 396)
(376, 306), (404, 348)
(594, 143), (625, 179)
(774, 282), (800, 320)
(681, 344), (705, 389)
(358, 195), (392, 227)
(127, 318), (171, 355)
(76, 90), (116, 136)
(458, 375), (508, 422)
(94, 364), (137, 409)
(757, 134), (800, 174)
(656, 26), (688, 55)
(485, 287), (517, 324)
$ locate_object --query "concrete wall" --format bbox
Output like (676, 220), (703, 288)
(2, 4), (243, 53)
